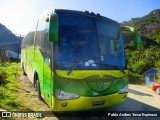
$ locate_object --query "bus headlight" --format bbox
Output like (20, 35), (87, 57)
(118, 85), (128, 94)
(55, 89), (79, 99)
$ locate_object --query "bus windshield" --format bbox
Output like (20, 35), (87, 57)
(55, 12), (126, 70)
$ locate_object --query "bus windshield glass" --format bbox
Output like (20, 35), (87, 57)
(55, 12), (125, 70)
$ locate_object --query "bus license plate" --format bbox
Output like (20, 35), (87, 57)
(92, 100), (105, 106)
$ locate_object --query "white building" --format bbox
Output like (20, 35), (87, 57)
(5, 50), (21, 60)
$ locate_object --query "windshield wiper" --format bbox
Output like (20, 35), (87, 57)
(97, 63), (126, 74)
(67, 57), (100, 75)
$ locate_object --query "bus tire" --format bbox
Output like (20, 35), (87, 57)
(22, 63), (27, 76)
(23, 70), (27, 76)
(34, 73), (43, 100)
(36, 79), (43, 100)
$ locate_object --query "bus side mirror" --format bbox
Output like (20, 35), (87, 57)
(48, 13), (59, 42)
(121, 26), (142, 49)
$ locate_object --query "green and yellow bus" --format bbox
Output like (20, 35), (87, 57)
(21, 8), (141, 112)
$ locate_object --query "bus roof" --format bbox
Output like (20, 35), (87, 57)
(54, 9), (119, 24)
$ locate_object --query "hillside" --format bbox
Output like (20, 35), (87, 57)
(121, 9), (160, 83)
(0, 23), (20, 52)
(122, 9), (160, 47)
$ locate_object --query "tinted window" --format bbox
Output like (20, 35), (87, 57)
(55, 12), (125, 70)
(96, 19), (125, 69)
(55, 13), (100, 69)
(36, 17), (48, 57)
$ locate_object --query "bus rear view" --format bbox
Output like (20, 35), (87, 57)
(21, 9), (141, 112)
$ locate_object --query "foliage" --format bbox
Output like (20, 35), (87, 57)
(122, 9), (160, 84)
(128, 72), (144, 85)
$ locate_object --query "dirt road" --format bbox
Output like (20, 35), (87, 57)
(17, 73), (160, 120)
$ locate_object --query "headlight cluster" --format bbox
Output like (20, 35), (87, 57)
(118, 85), (128, 94)
(55, 89), (79, 100)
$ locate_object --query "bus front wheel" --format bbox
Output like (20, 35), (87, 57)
(35, 79), (43, 100)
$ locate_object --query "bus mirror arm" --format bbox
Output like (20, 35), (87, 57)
(121, 26), (142, 49)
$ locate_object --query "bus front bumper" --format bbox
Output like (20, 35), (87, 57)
(52, 92), (128, 112)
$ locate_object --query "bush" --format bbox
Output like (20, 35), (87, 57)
(128, 72), (145, 84)
(131, 60), (147, 74)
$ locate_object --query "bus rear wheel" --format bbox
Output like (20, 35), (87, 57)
(22, 63), (27, 76)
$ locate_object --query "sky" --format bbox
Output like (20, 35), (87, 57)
(0, 0), (160, 35)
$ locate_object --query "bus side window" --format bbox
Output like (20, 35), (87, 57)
(36, 17), (46, 57)
(45, 22), (52, 67)
(36, 14), (52, 67)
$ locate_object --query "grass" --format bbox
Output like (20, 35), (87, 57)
(0, 62), (30, 111)
(0, 62), (47, 112)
